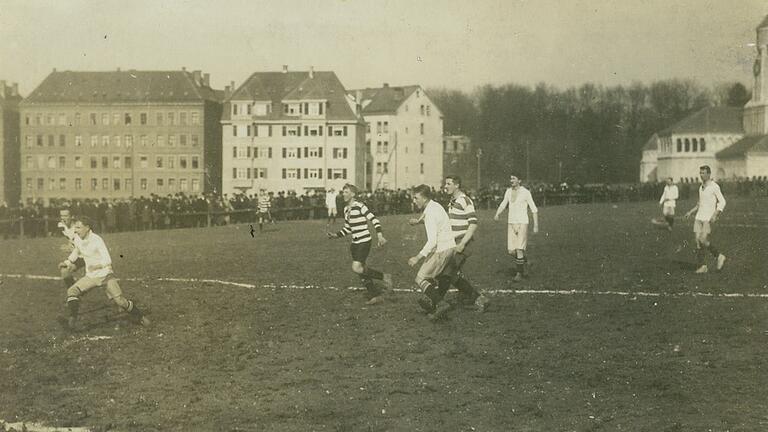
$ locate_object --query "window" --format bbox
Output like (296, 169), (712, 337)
(426, 106), (431, 116)
(308, 148), (320, 158)
(156, 156), (163, 169)
(255, 168), (267, 179)
(25, 156), (33, 169)
(237, 146), (247, 159)
(383, 122), (389, 133)
(332, 148), (348, 159)
(168, 135), (175, 147)
(684, 138), (690, 152)
(676, 139), (682, 152)
(180, 178), (188, 191)
(285, 148), (298, 158)
(376, 141), (382, 154)
(376, 162), (382, 174)
(329, 168), (346, 179)
(48, 135), (54, 146)
(125, 157), (132, 169)
(191, 156), (199, 169)
(168, 156), (175, 169)
(233, 125), (238, 137)
(383, 141), (389, 154)
(285, 169), (298, 179)
(157, 113), (164, 125)
(59, 134), (66, 146)
(366, 123), (371, 133)
(102, 113), (109, 125)
(102, 178), (109, 190)
(307, 169), (320, 179)
(47, 156), (56, 169)
(75, 178), (82, 191)
(376, 122), (382, 133)
(37, 178), (44, 190)
(420, 123), (424, 135)
(180, 112), (187, 125)
(140, 113), (147, 125)
(180, 135), (187, 146)
(37, 135), (43, 146)
(140, 178), (147, 190)
(113, 113), (120, 125)
(191, 112), (200, 125)
(125, 178), (132, 191)
(692, 138), (698, 152)
(180, 156), (188, 169)
(102, 136), (109, 147)
(90, 178), (97, 191)
(140, 156), (148, 168)
(157, 178), (164, 188)
(237, 168), (246, 179)
(59, 178), (66, 190)
(420, 163), (424, 174)
(158, 135), (165, 147)
(168, 178), (176, 189)
(114, 179), (121, 191)
(91, 113), (98, 125)
(233, 104), (238, 116)
(140, 135), (147, 147)
(114, 136), (122, 147)
(700, 138), (706, 152)
(74, 156), (82, 168)
(58, 156), (66, 168)
(26, 136), (32, 148)
(112, 157), (121, 169)
(420, 142), (424, 154)
(383, 162), (388, 174)
(125, 135), (133, 148)
(101, 156), (108, 169)
(90, 156), (97, 169)
(168, 112), (175, 125)
(257, 147), (271, 158)
(191, 135), (199, 147)
(191, 179), (200, 192)
(48, 178), (55, 191)
(125, 113), (132, 125)
(26, 178), (32, 191)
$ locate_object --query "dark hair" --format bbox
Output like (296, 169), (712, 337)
(699, 165), (711, 174)
(342, 183), (358, 195)
(445, 175), (462, 188)
(413, 184), (433, 199)
(74, 216), (94, 228)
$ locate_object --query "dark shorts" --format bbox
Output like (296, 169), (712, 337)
(73, 257), (86, 270)
(441, 248), (471, 279)
(350, 241), (372, 263)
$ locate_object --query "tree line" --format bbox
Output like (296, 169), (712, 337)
(429, 80), (750, 185)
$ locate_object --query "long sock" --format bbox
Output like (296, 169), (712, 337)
(364, 268), (383, 280)
(67, 298), (80, 318)
(422, 281), (441, 304)
(359, 276), (381, 297)
(454, 277), (478, 302)
(259, 221), (263, 232)
(708, 244), (719, 258)
(63, 276), (75, 289)
(515, 258), (525, 275)
(696, 248), (706, 265)
(665, 216), (674, 227)
(435, 276), (451, 301)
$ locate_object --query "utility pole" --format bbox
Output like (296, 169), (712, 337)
(526, 138), (530, 180)
(476, 147), (482, 190)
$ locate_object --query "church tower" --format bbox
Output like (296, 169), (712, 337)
(744, 15), (768, 135)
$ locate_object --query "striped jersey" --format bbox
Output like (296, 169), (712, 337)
(258, 195), (271, 212)
(448, 192), (478, 244)
(337, 200), (382, 244)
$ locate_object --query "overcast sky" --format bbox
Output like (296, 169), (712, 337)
(1, 0), (766, 95)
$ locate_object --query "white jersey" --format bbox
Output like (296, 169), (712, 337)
(497, 186), (538, 224)
(325, 191), (338, 209)
(67, 232), (113, 278)
(419, 200), (456, 257)
(659, 185), (679, 207)
(695, 181), (726, 221)
(58, 221), (77, 247)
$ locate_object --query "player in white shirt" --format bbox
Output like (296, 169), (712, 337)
(57, 208), (85, 290)
(494, 174), (539, 282)
(59, 216), (149, 330)
(408, 184), (456, 320)
(684, 165), (726, 273)
(325, 188), (339, 225)
(658, 177), (679, 231)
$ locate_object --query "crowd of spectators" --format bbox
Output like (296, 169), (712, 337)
(1, 177), (766, 239)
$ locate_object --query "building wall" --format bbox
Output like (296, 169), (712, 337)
(365, 89), (443, 190)
(655, 132), (742, 182)
(19, 102), (212, 202)
(221, 111), (364, 194)
(442, 135), (478, 191)
(639, 149), (657, 182)
(747, 153), (768, 178)
(0, 93), (22, 205)
(718, 158), (746, 179)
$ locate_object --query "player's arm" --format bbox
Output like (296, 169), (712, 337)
(408, 212), (425, 226)
(527, 192), (539, 233)
(328, 214), (352, 239)
(361, 203), (387, 246)
(684, 203), (698, 218)
(456, 199), (478, 251)
(711, 186), (726, 223)
(659, 189), (666, 205)
(88, 237), (113, 272)
(494, 190), (510, 221)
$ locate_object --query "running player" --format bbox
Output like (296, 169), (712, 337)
(494, 174), (539, 282)
(57, 208), (84, 290)
(659, 177), (679, 231)
(684, 165), (727, 273)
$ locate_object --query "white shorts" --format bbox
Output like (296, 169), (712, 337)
(416, 248), (455, 282)
(507, 223), (528, 251)
(662, 203), (675, 216)
(327, 207), (337, 217)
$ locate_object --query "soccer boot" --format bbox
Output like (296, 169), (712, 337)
(695, 265), (708, 274)
(474, 295), (490, 313)
(138, 316), (151, 326)
(66, 316), (78, 332)
(428, 301), (451, 322)
(382, 273), (393, 290)
(716, 254), (726, 271)
(513, 273), (523, 282)
(417, 294), (436, 314)
(365, 295), (385, 306)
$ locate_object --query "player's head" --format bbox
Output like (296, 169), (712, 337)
(666, 177), (674, 185)
(59, 208), (72, 224)
(699, 165), (711, 182)
(72, 216), (94, 238)
(341, 184), (358, 202)
(509, 174), (520, 188)
(412, 184), (433, 209)
(444, 176), (462, 195)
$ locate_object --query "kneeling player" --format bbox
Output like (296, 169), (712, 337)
(327, 184), (392, 305)
(59, 216), (149, 330)
(58, 208), (85, 289)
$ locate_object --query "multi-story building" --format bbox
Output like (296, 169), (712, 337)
(221, 67), (364, 194)
(442, 135), (478, 191)
(0, 80), (22, 205)
(349, 84), (444, 190)
(19, 68), (222, 203)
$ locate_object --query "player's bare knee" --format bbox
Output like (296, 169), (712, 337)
(351, 262), (365, 274)
(516, 249), (525, 259)
(112, 295), (130, 310)
(66, 285), (81, 299)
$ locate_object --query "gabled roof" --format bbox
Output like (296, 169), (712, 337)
(21, 70), (220, 105)
(643, 133), (658, 151)
(657, 107), (743, 137)
(348, 85), (421, 114)
(716, 135), (768, 159)
(222, 71), (356, 121)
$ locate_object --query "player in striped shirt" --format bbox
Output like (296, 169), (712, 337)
(327, 184), (392, 305)
(256, 189), (272, 233)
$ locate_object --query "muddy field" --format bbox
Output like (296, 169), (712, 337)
(1, 198), (767, 431)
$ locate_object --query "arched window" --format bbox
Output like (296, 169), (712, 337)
(684, 138), (690, 152)
(677, 139), (682, 152)
(692, 138), (698, 152)
(700, 138), (706, 152)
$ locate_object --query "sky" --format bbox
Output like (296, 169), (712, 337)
(1, 0), (766, 95)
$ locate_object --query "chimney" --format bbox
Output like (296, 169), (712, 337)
(0, 80), (5, 96)
(282, 65), (288, 74)
(224, 85), (231, 97)
(12, 82), (18, 97)
(309, 66), (314, 79)
(53, 67), (57, 72)
(182, 66), (187, 72)
(193, 70), (202, 84)
(230, 80), (235, 92)
(383, 83), (389, 88)
(203, 73), (210, 87)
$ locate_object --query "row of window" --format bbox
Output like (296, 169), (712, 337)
(231, 146), (349, 160)
(25, 155), (199, 170)
(374, 162), (425, 175)
(232, 167), (348, 180)
(25, 111), (201, 127)
(25, 134), (200, 149)
(443, 140), (469, 153)
(368, 141), (425, 155)
(232, 102), (327, 117)
(366, 122), (426, 135)
(232, 124), (349, 138)
(25, 177), (200, 192)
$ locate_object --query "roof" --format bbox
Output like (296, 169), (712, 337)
(21, 70), (220, 105)
(643, 133), (658, 151)
(657, 107), (743, 137)
(222, 71), (356, 121)
(759, 14), (768, 29)
(348, 85), (421, 114)
(716, 135), (768, 159)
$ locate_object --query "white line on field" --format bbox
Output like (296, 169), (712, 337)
(0, 420), (90, 432)
(2, 273), (768, 299)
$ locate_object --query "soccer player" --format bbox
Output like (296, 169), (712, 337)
(494, 174), (539, 282)
(659, 177), (679, 231)
(57, 208), (84, 290)
(327, 184), (392, 305)
(408, 184), (456, 320)
(59, 216), (149, 331)
(684, 165), (726, 273)
(257, 189), (272, 233)
(325, 187), (339, 225)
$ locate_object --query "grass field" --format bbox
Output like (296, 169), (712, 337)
(1, 197), (767, 431)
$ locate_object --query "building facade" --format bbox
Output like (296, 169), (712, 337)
(221, 67), (365, 195)
(349, 84), (444, 190)
(642, 14), (768, 182)
(442, 135), (478, 191)
(19, 69), (222, 203)
(0, 80), (22, 205)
